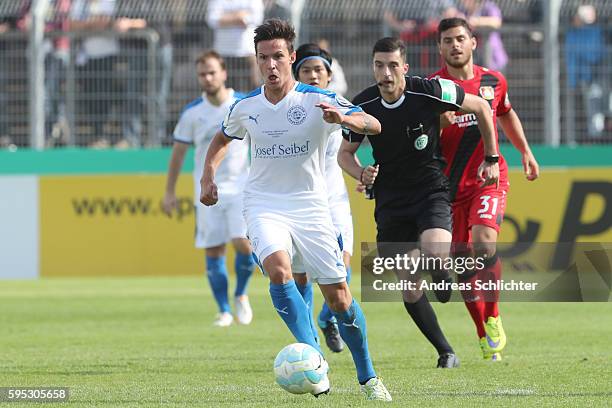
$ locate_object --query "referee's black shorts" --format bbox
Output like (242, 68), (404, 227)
(375, 189), (452, 251)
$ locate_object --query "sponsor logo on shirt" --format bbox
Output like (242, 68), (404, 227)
(287, 105), (307, 125)
(248, 114), (260, 124)
(253, 141), (311, 159)
(454, 113), (478, 128)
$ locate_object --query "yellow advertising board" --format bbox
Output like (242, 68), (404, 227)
(40, 175), (203, 277)
(39, 168), (611, 277)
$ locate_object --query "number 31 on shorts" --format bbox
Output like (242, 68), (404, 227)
(477, 195), (498, 220)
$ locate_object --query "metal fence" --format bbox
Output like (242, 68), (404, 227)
(0, 0), (611, 149)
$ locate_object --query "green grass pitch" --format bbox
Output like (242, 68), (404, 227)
(0, 275), (610, 407)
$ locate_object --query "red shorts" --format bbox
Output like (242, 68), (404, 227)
(451, 184), (508, 243)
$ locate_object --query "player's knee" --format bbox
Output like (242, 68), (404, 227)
(232, 238), (252, 255)
(266, 264), (293, 285)
(420, 241), (450, 262)
(472, 232), (497, 259)
(402, 288), (423, 303)
(293, 273), (308, 287)
(325, 285), (352, 312)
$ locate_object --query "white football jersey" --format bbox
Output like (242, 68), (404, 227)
(173, 90), (249, 203)
(222, 82), (362, 215)
(324, 129), (350, 206)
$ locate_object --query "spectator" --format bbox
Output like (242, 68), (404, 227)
(206, 0), (264, 93)
(151, 20), (174, 146)
(565, 4), (606, 140)
(383, 0), (459, 37)
(382, 0), (459, 73)
(316, 38), (347, 96)
(69, 0), (146, 147)
(0, 15), (18, 147)
(43, 0), (72, 147)
(11, 0), (72, 146)
(263, 0), (291, 21)
(119, 18), (172, 147)
(459, 0), (508, 72)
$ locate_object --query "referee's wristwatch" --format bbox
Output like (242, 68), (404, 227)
(484, 154), (500, 164)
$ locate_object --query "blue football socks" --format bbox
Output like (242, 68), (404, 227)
(206, 256), (230, 313)
(295, 280), (320, 345)
(234, 252), (255, 297)
(270, 281), (321, 353)
(332, 299), (376, 384)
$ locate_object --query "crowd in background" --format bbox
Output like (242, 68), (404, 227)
(0, 0), (610, 148)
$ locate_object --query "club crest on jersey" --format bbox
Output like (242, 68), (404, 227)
(479, 86), (495, 100)
(287, 105), (307, 125)
(414, 134), (428, 150)
(335, 94), (353, 108)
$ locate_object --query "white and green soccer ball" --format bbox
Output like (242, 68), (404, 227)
(273, 343), (330, 395)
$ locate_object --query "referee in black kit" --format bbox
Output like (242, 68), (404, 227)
(338, 38), (499, 368)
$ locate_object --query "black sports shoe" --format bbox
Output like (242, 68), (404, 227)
(437, 353), (460, 368)
(321, 322), (344, 353)
(432, 272), (454, 303)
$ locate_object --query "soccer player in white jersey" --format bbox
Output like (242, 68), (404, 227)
(163, 51), (255, 328)
(200, 19), (391, 401)
(290, 43), (354, 354)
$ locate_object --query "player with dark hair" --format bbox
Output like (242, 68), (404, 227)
(200, 19), (391, 400)
(338, 36), (499, 368)
(163, 50), (255, 327)
(290, 43), (356, 354)
(432, 17), (539, 360)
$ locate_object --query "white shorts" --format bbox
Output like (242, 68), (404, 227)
(247, 213), (346, 285)
(329, 198), (354, 256)
(195, 193), (248, 249)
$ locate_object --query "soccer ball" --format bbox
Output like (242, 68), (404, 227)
(273, 343), (330, 395)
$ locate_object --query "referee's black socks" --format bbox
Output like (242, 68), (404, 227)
(403, 294), (454, 355)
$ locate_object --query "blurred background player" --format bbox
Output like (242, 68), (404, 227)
(200, 19), (391, 400)
(291, 43), (355, 353)
(432, 17), (539, 360)
(339, 37), (500, 368)
(162, 50), (255, 327)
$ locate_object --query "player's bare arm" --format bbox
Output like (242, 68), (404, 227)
(498, 109), (540, 181)
(162, 142), (189, 216)
(440, 111), (456, 129)
(337, 139), (378, 191)
(200, 130), (232, 206)
(459, 93), (500, 188)
(316, 102), (381, 135)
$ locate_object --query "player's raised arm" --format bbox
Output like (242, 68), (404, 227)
(459, 93), (500, 188)
(498, 109), (539, 181)
(316, 102), (381, 135)
(200, 130), (232, 206)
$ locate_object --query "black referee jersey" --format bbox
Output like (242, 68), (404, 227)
(345, 76), (466, 215)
